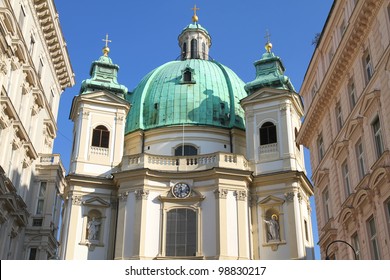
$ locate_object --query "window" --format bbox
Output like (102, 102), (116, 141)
(92, 125), (109, 148)
(181, 42), (187, 60)
(294, 128), (300, 150)
(202, 42), (206, 59)
(190, 39), (198, 59)
(328, 46), (334, 63)
(183, 70), (192, 82)
(372, 117), (384, 159)
(28, 248), (37, 260)
(18, 5), (26, 28)
(386, 199), (390, 235)
(367, 217), (380, 259)
(174, 145), (197, 156)
(355, 139), (366, 179)
(304, 220), (309, 241)
(38, 57), (44, 78)
(318, 134), (325, 161)
(311, 82), (318, 99)
(32, 218), (43, 227)
(351, 232), (361, 260)
(166, 208), (196, 257)
(29, 35), (35, 55)
(259, 122), (277, 145)
(339, 18), (346, 36)
(342, 160), (351, 197)
(335, 101), (343, 132)
(363, 51), (373, 84)
(323, 188), (331, 221)
(348, 78), (357, 109)
(36, 182), (47, 215)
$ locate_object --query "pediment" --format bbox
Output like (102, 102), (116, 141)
(82, 197), (110, 208)
(359, 90), (380, 116)
(332, 139), (349, 158)
(241, 88), (287, 104)
(313, 168), (329, 186)
(345, 115), (363, 139)
(258, 195), (285, 206)
(80, 90), (128, 105)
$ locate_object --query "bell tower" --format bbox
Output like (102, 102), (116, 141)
(68, 39), (130, 177)
(60, 40), (130, 259)
(241, 39), (315, 259)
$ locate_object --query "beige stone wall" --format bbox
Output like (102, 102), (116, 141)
(299, 0), (390, 259)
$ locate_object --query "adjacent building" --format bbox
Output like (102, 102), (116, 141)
(0, 0), (74, 259)
(298, 0), (390, 259)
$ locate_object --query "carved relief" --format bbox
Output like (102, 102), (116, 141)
(118, 191), (129, 201)
(72, 195), (82, 205)
(234, 190), (247, 201)
(284, 192), (295, 202)
(214, 189), (228, 199)
(135, 189), (149, 200)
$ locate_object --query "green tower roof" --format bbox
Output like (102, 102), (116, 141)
(79, 49), (128, 98)
(245, 47), (295, 94)
(125, 59), (247, 133)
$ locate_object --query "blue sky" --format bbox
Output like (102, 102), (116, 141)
(53, 0), (334, 259)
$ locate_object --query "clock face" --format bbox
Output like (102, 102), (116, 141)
(172, 183), (191, 198)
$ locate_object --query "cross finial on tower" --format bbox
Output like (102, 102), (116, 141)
(102, 34), (112, 56)
(264, 29), (273, 53)
(192, 4), (200, 22)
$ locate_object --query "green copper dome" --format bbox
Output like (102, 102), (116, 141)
(125, 59), (247, 133)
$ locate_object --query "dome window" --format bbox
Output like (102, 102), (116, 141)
(181, 67), (195, 84)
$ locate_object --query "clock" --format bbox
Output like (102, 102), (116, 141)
(172, 183), (191, 198)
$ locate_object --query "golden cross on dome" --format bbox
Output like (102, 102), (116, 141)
(192, 4), (199, 22)
(102, 34), (112, 48)
(264, 29), (271, 44)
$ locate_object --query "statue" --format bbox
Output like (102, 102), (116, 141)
(264, 214), (280, 241)
(87, 217), (101, 241)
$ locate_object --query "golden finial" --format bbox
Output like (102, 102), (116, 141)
(264, 29), (272, 53)
(192, 4), (199, 23)
(102, 34), (112, 56)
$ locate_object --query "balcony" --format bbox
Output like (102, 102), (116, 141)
(122, 152), (250, 172)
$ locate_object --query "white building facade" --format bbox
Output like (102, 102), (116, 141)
(0, 0), (74, 260)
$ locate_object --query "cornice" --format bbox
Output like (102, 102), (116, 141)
(33, 0), (74, 90)
(298, 0), (383, 146)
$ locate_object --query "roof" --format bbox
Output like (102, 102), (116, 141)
(125, 59), (247, 133)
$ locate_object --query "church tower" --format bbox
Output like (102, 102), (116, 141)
(60, 41), (130, 259)
(241, 40), (315, 259)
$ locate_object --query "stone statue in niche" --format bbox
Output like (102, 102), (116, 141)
(87, 217), (101, 241)
(264, 214), (280, 242)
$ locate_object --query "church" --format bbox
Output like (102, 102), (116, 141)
(59, 7), (314, 260)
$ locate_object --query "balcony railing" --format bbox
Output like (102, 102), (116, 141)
(122, 152), (250, 172)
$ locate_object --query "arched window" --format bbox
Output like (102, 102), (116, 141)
(182, 42), (187, 60)
(190, 39), (198, 59)
(92, 125), (109, 148)
(174, 145), (198, 156)
(295, 128), (300, 150)
(166, 208), (196, 256)
(202, 42), (206, 59)
(260, 122), (277, 145)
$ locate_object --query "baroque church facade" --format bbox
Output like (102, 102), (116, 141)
(59, 9), (315, 260)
